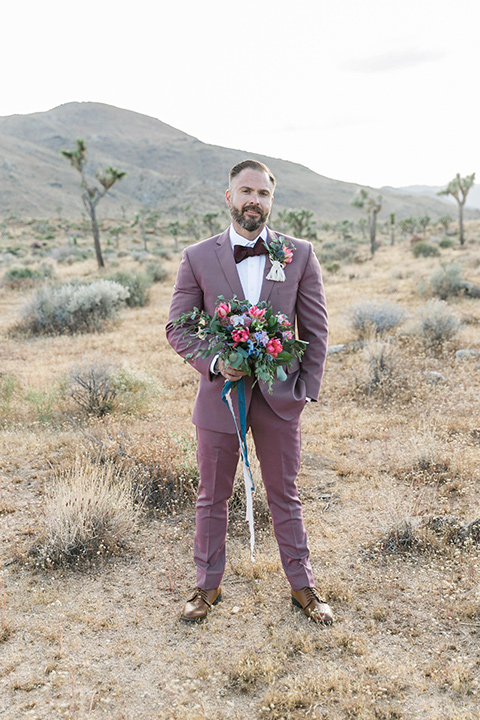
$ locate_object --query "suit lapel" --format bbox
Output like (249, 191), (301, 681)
(259, 227), (276, 303)
(214, 229), (245, 299)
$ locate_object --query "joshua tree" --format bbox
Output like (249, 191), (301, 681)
(418, 215), (431, 239)
(61, 139), (126, 268)
(276, 208), (317, 239)
(351, 189), (382, 255)
(438, 173), (475, 246)
(202, 212), (222, 236)
(389, 212), (396, 246)
(437, 214), (453, 235)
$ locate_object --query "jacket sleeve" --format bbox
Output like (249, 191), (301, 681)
(295, 244), (328, 401)
(165, 249), (216, 380)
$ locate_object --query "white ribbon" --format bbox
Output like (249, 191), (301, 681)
(223, 387), (255, 561)
(266, 260), (286, 282)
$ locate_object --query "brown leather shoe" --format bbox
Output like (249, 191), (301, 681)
(291, 587), (334, 625)
(181, 587), (222, 622)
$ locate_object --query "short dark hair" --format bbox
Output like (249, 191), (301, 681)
(229, 159), (276, 189)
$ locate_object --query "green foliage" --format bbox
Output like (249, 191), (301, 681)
(145, 261), (169, 283)
(25, 388), (59, 424)
(276, 208), (317, 239)
(437, 214), (453, 232)
(430, 263), (464, 299)
(412, 241), (440, 258)
(399, 217), (418, 235)
(0, 374), (17, 416)
(438, 173), (476, 245)
(110, 367), (161, 415)
(349, 302), (406, 340)
(68, 360), (160, 417)
(203, 212), (222, 236)
(18, 280), (129, 336)
(2, 265), (54, 289)
(417, 300), (461, 350)
(438, 238), (454, 249)
(107, 270), (152, 307)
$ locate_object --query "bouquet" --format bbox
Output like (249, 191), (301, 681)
(174, 296), (308, 392)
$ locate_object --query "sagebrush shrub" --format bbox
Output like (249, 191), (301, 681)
(430, 263), (464, 299)
(2, 264), (54, 290)
(349, 301), (406, 339)
(18, 279), (129, 335)
(412, 241), (440, 258)
(107, 270), (152, 307)
(145, 261), (169, 283)
(417, 299), (460, 349)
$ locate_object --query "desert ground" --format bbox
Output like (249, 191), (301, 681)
(1, 216), (480, 719)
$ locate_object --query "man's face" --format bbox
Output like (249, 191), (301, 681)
(226, 168), (275, 235)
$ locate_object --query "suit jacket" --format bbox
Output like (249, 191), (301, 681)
(165, 227), (328, 433)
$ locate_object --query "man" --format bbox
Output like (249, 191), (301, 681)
(166, 159), (333, 625)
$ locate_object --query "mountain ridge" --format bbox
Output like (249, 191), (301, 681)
(1, 102), (477, 222)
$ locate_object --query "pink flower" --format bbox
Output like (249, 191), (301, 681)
(232, 327), (250, 346)
(266, 338), (283, 358)
(249, 305), (266, 319)
(282, 330), (293, 340)
(283, 246), (294, 264)
(216, 302), (231, 319)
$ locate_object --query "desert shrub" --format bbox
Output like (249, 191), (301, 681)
(107, 270), (152, 307)
(439, 237), (454, 249)
(430, 263), (464, 299)
(69, 360), (161, 417)
(110, 367), (161, 414)
(83, 423), (200, 513)
(412, 241), (440, 258)
(31, 458), (137, 567)
(2, 265), (54, 290)
(349, 301), (406, 339)
(320, 241), (360, 265)
(17, 279), (129, 335)
(359, 341), (401, 397)
(416, 299), (461, 350)
(145, 260), (169, 283)
(69, 359), (118, 416)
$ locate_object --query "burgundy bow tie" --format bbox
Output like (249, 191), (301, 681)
(234, 238), (268, 264)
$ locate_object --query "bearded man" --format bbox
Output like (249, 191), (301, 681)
(166, 159), (333, 625)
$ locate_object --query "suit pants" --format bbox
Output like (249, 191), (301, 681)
(194, 383), (315, 590)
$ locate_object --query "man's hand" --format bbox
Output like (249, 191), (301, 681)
(216, 358), (247, 382)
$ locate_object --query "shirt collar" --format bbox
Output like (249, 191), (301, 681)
(229, 224), (268, 247)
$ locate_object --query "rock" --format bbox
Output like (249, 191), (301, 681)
(455, 349), (479, 361)
(423, 371), (446, 384)
(327, 344), (346, 355)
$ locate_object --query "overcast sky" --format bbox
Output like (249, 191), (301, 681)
(2, 0), (479, 189)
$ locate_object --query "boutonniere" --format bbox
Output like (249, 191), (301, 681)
(264, 235), (296, 282)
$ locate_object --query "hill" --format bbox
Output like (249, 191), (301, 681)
(1, 102), (477, 222)
(387, 183), (480, 211)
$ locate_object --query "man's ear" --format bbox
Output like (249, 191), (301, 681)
(225, 188), (231, 207)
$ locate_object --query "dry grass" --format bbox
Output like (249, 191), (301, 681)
(1, 218), (480, 719)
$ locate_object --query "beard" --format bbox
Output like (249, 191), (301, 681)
(229, 203), (270, 232)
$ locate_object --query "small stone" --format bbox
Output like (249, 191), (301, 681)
(455, 349), (479, 361)
(231, 606), (240, 614)
(423, 371), (445, 384)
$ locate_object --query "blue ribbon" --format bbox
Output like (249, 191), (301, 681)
(221, 377), (255, 491)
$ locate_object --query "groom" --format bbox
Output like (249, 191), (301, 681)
(166, 159), (333, 625)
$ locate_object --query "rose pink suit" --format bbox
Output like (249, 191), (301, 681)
(166, 228), (328, 590)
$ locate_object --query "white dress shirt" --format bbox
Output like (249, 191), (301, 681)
(229, 224), (267, 305)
